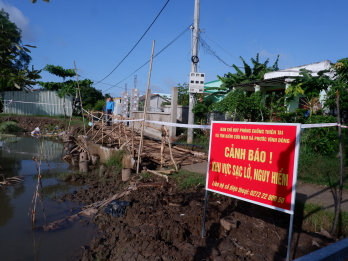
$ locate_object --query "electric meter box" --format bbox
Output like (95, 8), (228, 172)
(189, 72), (205, 93)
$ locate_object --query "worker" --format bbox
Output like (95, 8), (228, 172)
(106, 97), (114, 126)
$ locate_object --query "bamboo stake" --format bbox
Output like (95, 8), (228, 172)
(86, 112), (103, 136)
(146, 169), (168, 182)
(333, 92), (344, 235)
(74, 61), (86, 135)
(163, 126), (178, 172)
(68, 90), (77, 132)
(160, 126), (165, 169)
(95, 123), (120, 144)
(102, 118), (104, 146)
(132, 120), (135, 157)
(118, 116), (122, 147)
(90, 117), (108, 140)
(92, 110), (94, 135)
(137, 40), (155, 174)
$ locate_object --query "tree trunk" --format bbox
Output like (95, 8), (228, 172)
(332, 93), (343, 235)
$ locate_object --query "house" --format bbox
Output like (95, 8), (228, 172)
(231, 60), (334, 111)
(139, 94), (170, 112)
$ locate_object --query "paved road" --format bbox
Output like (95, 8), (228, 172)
(182, 162), (348, 212)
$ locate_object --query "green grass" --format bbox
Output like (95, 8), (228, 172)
(295, 201), (348, 236)
(298, 147), (348, 190)
(105, 150), (125, 169)
(171, 169), (206, 189)
(0, 121), (23, 133)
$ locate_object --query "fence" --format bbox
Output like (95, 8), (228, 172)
(2, 90), (73, 116)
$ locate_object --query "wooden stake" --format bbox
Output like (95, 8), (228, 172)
(163, 126), (178, 172)
(333, 92), (344, 235)
(137, 40), (155, 173)
(102, 118), (104, 146)
(68, 90), (77, 132)
(74, 61), (86, 135)
(92, 110), (94, 135)
(95, 123), (120, 144)
(132, 119), (135, 157)
(160, 125), (166, 169)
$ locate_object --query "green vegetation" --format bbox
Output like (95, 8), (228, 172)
(0, 8), (41, 92)
(171, 169), (206, 189)
(0, 121), (21, 133)
(105, 150), (125, 170)
(295, 201), (348, 236)
(298, 147), (348, 190)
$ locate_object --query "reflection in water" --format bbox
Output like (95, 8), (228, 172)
(0, 136), (98, 261)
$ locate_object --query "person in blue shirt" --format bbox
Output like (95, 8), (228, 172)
(106, 97), (114, 126)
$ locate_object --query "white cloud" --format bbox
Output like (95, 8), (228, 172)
(0, 0), (36, 41)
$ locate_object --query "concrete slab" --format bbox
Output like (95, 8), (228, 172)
(181, 162), (208, 175)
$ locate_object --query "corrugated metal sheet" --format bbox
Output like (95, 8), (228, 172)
(3, 90), (73, 116)
(1, 136), (63, 161)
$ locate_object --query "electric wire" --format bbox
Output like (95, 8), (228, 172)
(104, 24), (192, 92)
(200, 30), (241, 64)
(94, 0), (171, 85)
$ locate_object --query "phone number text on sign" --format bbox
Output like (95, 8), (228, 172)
(206, 122), (300, 214)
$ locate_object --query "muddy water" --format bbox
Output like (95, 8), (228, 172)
(0, 136), (97, 261)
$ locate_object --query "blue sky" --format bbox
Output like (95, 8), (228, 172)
(1, 0), (348, 97)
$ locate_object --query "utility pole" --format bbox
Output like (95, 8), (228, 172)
(187, 0), (200, 144)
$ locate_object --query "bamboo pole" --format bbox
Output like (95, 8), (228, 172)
(160, 126), (166, 169)
(90, 115), (107, 140)
(132, 120), (135, 157)
(163, 126), (178, 172)
(333, 92), (344, 235)
(68, 90), (77, 132)
(95, 123), (120, 144)
(74, 61), (86, 135)
(118, 116), (122, 147)
(102, 118), (104, 146)
(92, 110), (94, 135)
(137, 40), (155, 174)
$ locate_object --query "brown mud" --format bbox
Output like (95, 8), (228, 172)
(58, 168), (337, 261)
(2, 116), (84, 135)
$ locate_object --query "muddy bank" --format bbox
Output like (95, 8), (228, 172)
(58, 168), (338, 261)
(2, 115), (84, 135)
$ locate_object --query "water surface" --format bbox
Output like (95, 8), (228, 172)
(0, 136), (97, 261)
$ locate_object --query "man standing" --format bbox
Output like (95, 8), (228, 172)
(106, 97), (114, 126)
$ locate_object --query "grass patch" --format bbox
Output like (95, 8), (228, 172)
(57, 172), (73, 180)
(0, 121), (23, 133)
(297, 147), (348, 190)
(171, 169), (206, 189)
(105, 150), (125, 169)
(294, 201), (348, 236)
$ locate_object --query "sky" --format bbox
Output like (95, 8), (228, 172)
(1, 0), (348, 97)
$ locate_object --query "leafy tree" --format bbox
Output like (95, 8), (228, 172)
(30, 0), (49, 3)
(324, 58), (348, 122)
(211, 53), (279, 96)
(177, 83), (189, 106)
(78, 80), (104, 110)
(38, 65), (76, 117)
(0, 9), (41, 92)
(286, 68), (332, 116)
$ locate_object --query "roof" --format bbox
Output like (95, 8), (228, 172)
(232, 76), (290, 88)
(139, 94), (160, 100)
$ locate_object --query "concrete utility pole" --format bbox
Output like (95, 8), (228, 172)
(187, 0), (200, 144)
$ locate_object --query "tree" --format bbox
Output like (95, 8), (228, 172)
(286, 68), (332, 116)
(324, 58), (348, 122)
(78, 79), (104, 110)
(30, 0), (50, 3)
(0, 9), (41, 92)
(212, 53), (279, 96)
(177, 83), (189, 106)
(38, 65), (76, 117)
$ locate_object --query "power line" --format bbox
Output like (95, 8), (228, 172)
(78, 74), (146, 94)
(94, 0), (171, 85)
(200, 30), (241, 64)
(104, 24), (192, 92)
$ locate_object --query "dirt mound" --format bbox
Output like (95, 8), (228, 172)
(59, 170), (335, 261)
